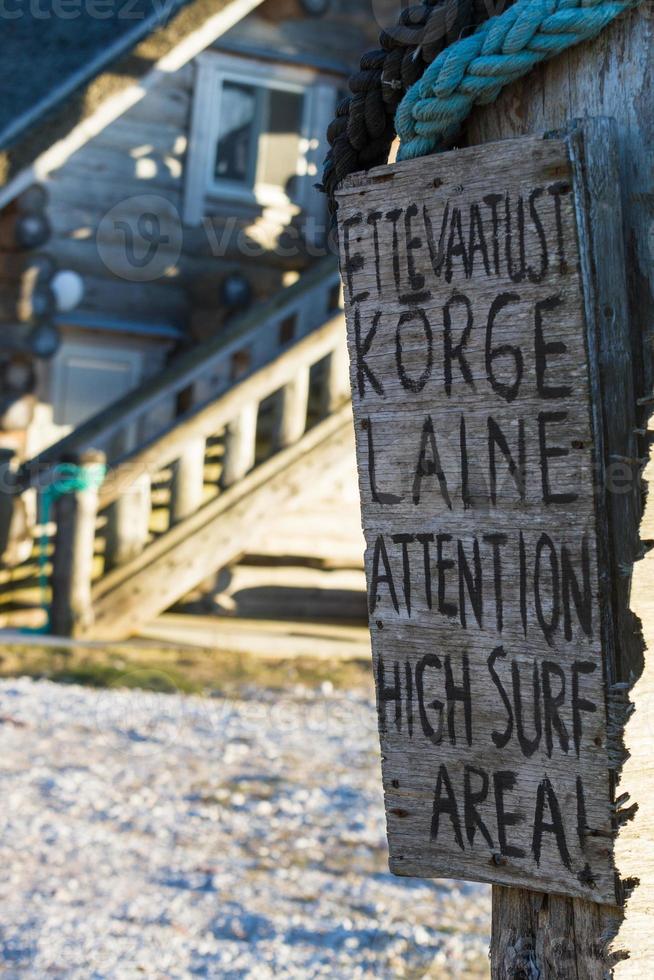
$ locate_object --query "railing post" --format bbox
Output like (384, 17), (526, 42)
(0, 448), (16, 559)
(105, 470), (151, 569)
(170, 436), (206, 524)
(0, 449), (32, 568)
(50, 449), (105, 637)
(222, 403), (258, 488)
(271, 367), (310, 451)
(320, 341), (351, 416)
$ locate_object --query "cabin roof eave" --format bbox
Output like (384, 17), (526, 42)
(0, 0), (266, 209)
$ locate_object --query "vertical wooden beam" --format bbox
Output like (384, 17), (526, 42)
(492, 887), (620, 978)
(222, 403), (258, 488)
(0, 448), (32, 568)
(50, 450), (105, 637)
(105, 471), (151, 569)
(271, 367), (310, 451)
(170, 437), (206, 524)
(0, 448), (16, 559)
(489, 114), (636, 980)
(320, 342), (351, 417)
(463, 14), (652, 972)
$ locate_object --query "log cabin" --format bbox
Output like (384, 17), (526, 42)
(0, 0), (382, 643)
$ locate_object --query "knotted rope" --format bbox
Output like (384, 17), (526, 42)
(396, 0), (642, 160)
(320, 0), (476, 213)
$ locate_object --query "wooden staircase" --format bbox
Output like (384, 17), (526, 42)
(3, 258), (365, 642)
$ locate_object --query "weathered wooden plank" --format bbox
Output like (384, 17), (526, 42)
(335, 129), (631, 905)
(46, 233), (183, 280)
(221, 404), (258, 488)
(75, 273), (187, 326)
(90, 117), (189, 157)
(491, 885), (621, 978)
(46, 173), (183, 215)
(271, 368), (310, 451)
(47, 197), (182, 239)
(170, 436), (206, 524)
(104, 473), (151, 570)
(320, 342), (352, 416)
(568, 116), (641, 698)
(0, 449), (30, 568)
(54, 143), (184, 193)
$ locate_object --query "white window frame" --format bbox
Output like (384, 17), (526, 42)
(184, 51), (337, 226)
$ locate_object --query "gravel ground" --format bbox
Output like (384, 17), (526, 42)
(0, 676), (490, 978)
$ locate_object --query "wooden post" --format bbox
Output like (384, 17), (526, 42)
(50, 449), (105, 637)
(477, 116), (640, 979)
(336, 113), (650, 977)
(0, 449), (15, 559)
(320, 342), (351, 417)
(222, 403), (258, 488)
(0, 448), (32, 568)
(462, 12), (653, 974)
(271, 368), (310, 451)
(105, 471), (151, 569)
(170, 437), (206, 523)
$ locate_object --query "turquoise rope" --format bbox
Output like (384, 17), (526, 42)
(32, 461), (106, 632)
(395, 0), (643, 160)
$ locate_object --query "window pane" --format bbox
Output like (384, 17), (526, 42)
(215, 80), (257, 184)
(257, 89), (303, 193)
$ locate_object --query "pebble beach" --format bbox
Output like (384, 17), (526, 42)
(0, 676), (490, 978)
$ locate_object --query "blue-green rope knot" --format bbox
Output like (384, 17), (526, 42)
(396, 0), (644, 160)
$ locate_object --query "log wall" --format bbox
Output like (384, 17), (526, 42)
(39, 32), (341, 337)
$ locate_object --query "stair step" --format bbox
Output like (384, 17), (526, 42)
(138, 613), (371, 661)
(180, 561), (366, 622)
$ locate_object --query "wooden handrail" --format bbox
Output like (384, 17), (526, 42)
(97, 312), (347, 510)
(17, 256), (339, 489)
(91, 403), (354, 610)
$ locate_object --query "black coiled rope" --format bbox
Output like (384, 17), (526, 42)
(319, 0), (476, 214)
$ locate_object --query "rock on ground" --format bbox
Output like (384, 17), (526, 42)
(0, 677), (490, 978)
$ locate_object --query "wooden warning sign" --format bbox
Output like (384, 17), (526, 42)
(336, 129), (631, 903)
